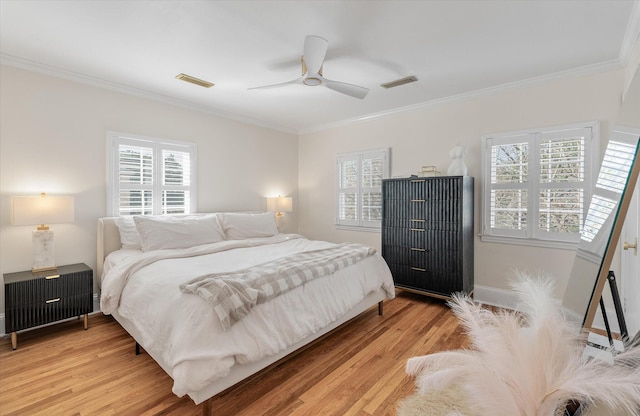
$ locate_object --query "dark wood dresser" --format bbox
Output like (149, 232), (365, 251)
(4, 263), (93, 349)
(382, 176), (474, 299)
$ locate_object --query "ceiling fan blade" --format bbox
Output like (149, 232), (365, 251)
(321, 77), (369, 99)
(248, 77), (302, 91)
(303, 35), (328, 75)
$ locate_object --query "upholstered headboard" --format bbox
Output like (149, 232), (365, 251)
(96, 217), (122, 282)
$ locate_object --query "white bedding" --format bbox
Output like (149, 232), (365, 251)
(100, 234), (395, 397)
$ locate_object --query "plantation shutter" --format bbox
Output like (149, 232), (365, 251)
(161, 147), (192, 214)
(486, 134), (530, 238)
(336, 148), (389, 229)
(108, 132), (196, 216)
(118, 141), (154, 216)
(483, 122), (597, 245)
(535, 128), (589, 241)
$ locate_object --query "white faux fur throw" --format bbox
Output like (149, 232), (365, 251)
(397, 385), (477, 416)
(402, 272), (640, 416)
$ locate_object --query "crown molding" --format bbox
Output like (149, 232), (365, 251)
(0, 51), (626, 137)
(300, 58), (624, 135)
(0, 54), (297, 135)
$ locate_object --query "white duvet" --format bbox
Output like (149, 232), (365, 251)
(100, 234), (395, 397)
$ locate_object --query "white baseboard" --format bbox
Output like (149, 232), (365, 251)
(1, 293), (101, 337)
(473, 284), (520, 310)
(475, 285), (620, 334)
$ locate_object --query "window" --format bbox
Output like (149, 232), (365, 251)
(336, 148), (390, 230)
(481, 122), (599, 247)
(107, 132), (197, 216)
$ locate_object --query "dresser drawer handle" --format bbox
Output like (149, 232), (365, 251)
(410, 179), (425, 183)
(411, 267), (426, 272)
(410, 199), (425, 202)
(410, 228), (425, 232)
(45, 274), (60, 280)
(410, 219), (425, 222)
(46, 298), (61, 304)
(411, 248), (426, 252)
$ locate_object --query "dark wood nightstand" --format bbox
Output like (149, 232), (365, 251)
(4, 263), (93, 350)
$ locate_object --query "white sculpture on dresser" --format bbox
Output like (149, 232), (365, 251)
(447, 143), (468, 176)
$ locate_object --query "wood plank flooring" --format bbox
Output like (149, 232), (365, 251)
(0, 290), (468, 416)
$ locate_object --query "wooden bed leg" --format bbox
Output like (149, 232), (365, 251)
(135, 342), (141, 355)
(378, 300), (383, 315)
(202, 398), (214, 416)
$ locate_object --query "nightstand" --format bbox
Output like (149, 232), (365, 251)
(4, 263), (93, 350)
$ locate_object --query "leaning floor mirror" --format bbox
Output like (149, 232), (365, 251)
(562, 67), (640, 338)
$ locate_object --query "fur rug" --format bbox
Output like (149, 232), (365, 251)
(400, 272), (640, 416)
(396, 385), (477, 416)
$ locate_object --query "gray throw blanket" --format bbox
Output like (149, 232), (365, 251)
(180, 243), (376, 330)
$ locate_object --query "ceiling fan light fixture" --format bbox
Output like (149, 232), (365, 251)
(303, 77), (322, 86)
(175, 73), (214, 88)
(381, 75), (418, 89)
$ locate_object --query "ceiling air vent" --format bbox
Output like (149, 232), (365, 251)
(380, 75), (418, 89)
(175, 73), (214, 88)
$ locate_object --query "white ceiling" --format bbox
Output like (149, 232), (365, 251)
(1, 1), (638, 133)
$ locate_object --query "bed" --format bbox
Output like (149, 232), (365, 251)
(97, 213), (395, 415)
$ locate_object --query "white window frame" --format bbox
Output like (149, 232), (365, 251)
(107, 131), (197, 216)
(336, 148), (390, 231)
(481, 122), (599, 249)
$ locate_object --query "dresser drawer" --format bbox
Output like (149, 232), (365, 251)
(6, 294), (92, 333)
(5, 272), (91, 308)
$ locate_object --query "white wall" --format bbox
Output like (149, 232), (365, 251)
(0, 65), (298, 332)
(0, 61), (630, 334)
(298, 69), (625, 303)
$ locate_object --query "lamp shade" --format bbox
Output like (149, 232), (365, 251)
(11, 194), (75, 227)
(266, 196), (293, 213)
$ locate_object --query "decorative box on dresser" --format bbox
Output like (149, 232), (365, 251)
(382, 176), (474, 299)
(4, 263), (93, 349)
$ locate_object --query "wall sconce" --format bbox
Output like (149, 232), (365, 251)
(11, 193), (75, 272)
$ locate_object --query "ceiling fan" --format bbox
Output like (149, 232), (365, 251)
(249, 35), (369, 99)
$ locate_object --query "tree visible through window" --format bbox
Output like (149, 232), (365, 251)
(108, 132), (196, 216)
(482, 123), (598, 246)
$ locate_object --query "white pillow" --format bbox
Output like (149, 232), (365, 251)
(219, 212), (278, 240)
(133, 214), (225, 251)
(114, 216), (142, 250)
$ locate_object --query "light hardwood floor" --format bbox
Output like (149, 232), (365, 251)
(0, 290), (468, 416)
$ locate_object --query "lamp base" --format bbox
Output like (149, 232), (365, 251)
(32, 230), (56, 272)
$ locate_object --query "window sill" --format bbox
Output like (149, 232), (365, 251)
(335, 225), (381, 233)
(480, 234), (579, 250)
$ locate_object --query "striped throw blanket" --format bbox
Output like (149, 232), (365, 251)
(179, 243), (376, 330)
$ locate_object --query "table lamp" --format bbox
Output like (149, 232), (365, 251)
(11, 193), (75, 272)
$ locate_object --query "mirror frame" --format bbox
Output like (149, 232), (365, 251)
(583, 140), (640, 329)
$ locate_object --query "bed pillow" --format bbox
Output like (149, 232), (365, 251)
(133, 214), (225, 251)
(219, 212), (278, 240)
(114, 216), (142, 250)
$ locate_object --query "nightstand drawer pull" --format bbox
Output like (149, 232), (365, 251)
(46, 298), (61, 304)
(410, 228), (425, 232)
(411, 248), (426, 252)
(410, 199), (425, 202)
(411, 267), (426, 272)
(410, 219), (425, 222)
(410, 179), (425, 183)
(45, 274), (60, 280)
